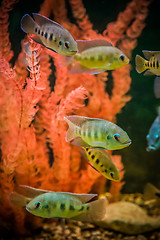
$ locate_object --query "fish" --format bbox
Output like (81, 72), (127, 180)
(79, 147), (120, 181)
(135, 50), (160, 76)
(154, 76), (160, 98)
(59, 39), (130, 74)
(144, 183), (160, 203)
(21, 13), (78, 56)
(64, 115), (131, 150)
(146, 107), (160, 151)
(9, 185), (106, 222)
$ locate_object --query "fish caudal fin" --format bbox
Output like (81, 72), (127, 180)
(64, 116), (79, 142)
(9, 192), (31, 207)
(71, 198), (107, 222)
(21, 14), (39, 34)
(135, 55), (147, 73)
(144, 183), (159, 201)
(88, 198), (107, 221)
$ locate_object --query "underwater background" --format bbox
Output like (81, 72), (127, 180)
(8, 0), (159, 193)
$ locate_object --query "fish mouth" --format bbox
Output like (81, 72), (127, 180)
(67, 50), (77, 55)
(26, 205), (30, 211)
(122, 139), (131, 146)
(146, 146), (156, 152)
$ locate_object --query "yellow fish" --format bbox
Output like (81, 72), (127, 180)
(80, 147), (120, 181)
(64, 115), (131, 150)
(21, 13), (78, 56)
(135, 50), (160, 76)
(60, 39), (129, 74)
(9, 185), (106, 222)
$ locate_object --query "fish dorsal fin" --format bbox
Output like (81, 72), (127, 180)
(142, 50), (160, 60)
(71, 137), (90, 147)
(61, 192), (97, 203)
(76, 39), (112, 53)
(30, 34), (44, 45)
(16, 185), (97, 203)
(32, 13), (65, 30)
(15, 185), (50, 198)
(64, 115), (90, 127)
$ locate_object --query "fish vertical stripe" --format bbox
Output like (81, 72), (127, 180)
(157, 61), (159, 68)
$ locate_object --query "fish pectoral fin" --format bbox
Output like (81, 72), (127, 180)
(88, 162), (100, 173)
(143, 50), (160, 60)
(71, 137), (90, 147)
(30, 34), (44, 45)
(143, 70), (154, 76)
(76, 39), (112, 53)
(69, 62), (90, 74)
(32, 13), (65, 30)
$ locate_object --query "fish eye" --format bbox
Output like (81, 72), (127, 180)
(64, 41), (70, 49)
(35, 201), (41, 209)
(110, 172), (114, 178)
(155, 134), (160, 142)
(120, 54), (125, 61)
(114, 134), (120, 141)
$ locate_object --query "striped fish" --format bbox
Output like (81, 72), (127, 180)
(80, 147), (120, 181)
(59, 39), (130, 74)
(135, 50), (160, 76)
(64, 115), (131, 150)
(9, 185), (106, 221)
(21, 13), (78, 56)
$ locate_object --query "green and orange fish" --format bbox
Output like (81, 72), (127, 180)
(9, 185), (106, 222)
(64, 115), (131, 150)
(135, 50), (160, 76)
(21, 13), (78, 56)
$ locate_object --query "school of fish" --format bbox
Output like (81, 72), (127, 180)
(9, 12), (159, 225)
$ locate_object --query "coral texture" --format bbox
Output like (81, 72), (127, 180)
(0, 0), (151, 234)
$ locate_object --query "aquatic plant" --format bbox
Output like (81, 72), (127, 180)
(0, 0), (151, 234)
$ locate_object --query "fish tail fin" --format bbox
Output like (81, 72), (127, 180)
(144, 183), (159, 201)
(21, 14), (39, 34)
(9, 192), (31, 207)
(88, 198), (107, 221)
(64, 117), (79, 142)
(71, 198), (107, 222)
(135, 55), (147, 73)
